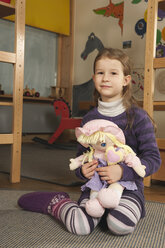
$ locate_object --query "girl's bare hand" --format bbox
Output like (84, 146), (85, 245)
(96, 164), (123, 184)
(81, 160), (98, 179)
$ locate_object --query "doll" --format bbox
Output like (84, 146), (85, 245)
(69, 119), (146, 218)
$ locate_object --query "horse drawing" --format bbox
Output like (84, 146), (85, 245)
(81, 32), (104, 60)
(48, 99), (82, 144)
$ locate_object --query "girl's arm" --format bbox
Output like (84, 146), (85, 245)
(121, 109), (161, 181)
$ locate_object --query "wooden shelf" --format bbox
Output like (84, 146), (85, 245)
(0, 1), (15, 18)
(0, 94), (55, 103)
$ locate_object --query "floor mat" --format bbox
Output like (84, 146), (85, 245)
(0, 143), (83, 186)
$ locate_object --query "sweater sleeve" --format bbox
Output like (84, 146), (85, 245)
(121, 109), (161, 181)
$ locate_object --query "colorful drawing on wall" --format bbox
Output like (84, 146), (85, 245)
(93, 0), (124, 34)
(123, 40), (132, 49)
(131, 0), (148, 4)
(135, 19), (146, 38)
(81, 33), (104, 60)
(132, 70), (144, 100)
(156, 29), (165, 57)
(156, 44), (165, 58)
(158, 1), (165, 21)
(135, 4), (165, 40)
(158, 8), (165, 21)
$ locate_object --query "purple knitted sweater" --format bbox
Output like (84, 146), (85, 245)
(75, 106), (161, 217)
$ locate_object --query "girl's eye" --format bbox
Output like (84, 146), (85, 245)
(111, 72), (117, 75)
(101, 143), (106, 147)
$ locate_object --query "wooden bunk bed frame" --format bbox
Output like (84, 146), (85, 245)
(144, 0), (165, 186)
(0, 0), (25, 183)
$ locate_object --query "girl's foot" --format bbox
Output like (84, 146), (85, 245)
(18, 191), (69, 214)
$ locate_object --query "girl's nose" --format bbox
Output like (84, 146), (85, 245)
(103, 73), (110, 81)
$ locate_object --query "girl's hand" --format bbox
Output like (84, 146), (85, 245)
(81, 160), (98, 179)
(96, 164), (123, 184)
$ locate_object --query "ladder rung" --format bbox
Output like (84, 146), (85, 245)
(0, 134), (13, 144)
(0, 101), (13, 106)
(153, 57), (165, 68)
(0, 51), (16, 63)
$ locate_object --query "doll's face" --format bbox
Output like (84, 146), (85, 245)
(92, 136), (114, 152)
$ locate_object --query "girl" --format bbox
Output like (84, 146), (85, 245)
(18, 48), (161, 236)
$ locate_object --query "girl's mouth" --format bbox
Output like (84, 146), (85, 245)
(101, 85), (111, 88)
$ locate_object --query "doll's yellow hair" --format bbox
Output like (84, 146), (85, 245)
(78, 131), (135, 164)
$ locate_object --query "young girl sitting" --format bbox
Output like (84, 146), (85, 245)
(18, 47), (161, 236)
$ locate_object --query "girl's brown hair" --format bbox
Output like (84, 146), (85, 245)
(93, 47), (139, 129)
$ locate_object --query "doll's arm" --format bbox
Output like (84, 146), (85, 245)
(106, 146), (125, 165)
(69, 154), (85, 170)
(124, 153), (146, 177)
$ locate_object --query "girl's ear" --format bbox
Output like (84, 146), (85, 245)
(124, 75), (131, 86)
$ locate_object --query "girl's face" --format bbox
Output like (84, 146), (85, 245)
(93, 58), (131, 102)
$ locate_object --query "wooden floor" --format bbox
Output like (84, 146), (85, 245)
(0, 173), (165, 203)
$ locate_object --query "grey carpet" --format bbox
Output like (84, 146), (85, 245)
(0, 143), (83, 186)
(0, 190), (165, 248)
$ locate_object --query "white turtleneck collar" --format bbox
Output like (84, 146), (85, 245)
(97, 98), (126, 117)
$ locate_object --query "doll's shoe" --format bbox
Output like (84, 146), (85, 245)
(85, 198), (105, 218)
(18, 191), (69, 214)
(98, 188), (121, 209)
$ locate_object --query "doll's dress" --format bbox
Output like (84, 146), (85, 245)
(81, 159), (137, 192)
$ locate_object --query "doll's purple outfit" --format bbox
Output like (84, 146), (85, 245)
(81, 158), (137, 192)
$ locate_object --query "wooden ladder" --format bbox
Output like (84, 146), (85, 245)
(0, 0), (25, 183)
(144, 0), (165, 186)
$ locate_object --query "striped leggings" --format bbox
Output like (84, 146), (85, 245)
(50, 190), (143, 236)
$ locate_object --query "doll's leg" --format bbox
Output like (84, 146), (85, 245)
(106, 191), (142, 235)
(98, 183), (124, 208)
(85, 190), (105, 218)
(18, 191), (100, 236)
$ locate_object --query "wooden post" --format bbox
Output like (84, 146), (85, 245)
(143, 0), (158, 187)
(11, 0), (25, 182)
(57, 0), (74, 107)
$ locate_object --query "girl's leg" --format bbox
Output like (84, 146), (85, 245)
(52, 197), (100, 235)
(18, 191), (100, 236)
(106, 192), (142, 235)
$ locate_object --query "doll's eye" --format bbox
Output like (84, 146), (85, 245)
(101, 143), (106, 147)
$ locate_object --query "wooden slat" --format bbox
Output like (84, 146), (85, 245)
(143, 0), (157, 118)
(0, 51), (16, 63)
(153, 57), (165, 68)
(0, 134), (13, 144)
(10, 0), (25, 183)
(157, 138), (165, 150)
(0, 101), (13, 106)
(57, 0), (74, 106)
(143, 0), (158, 187)
(0, 1), (15, 18)
(158, 0), (165, 3)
